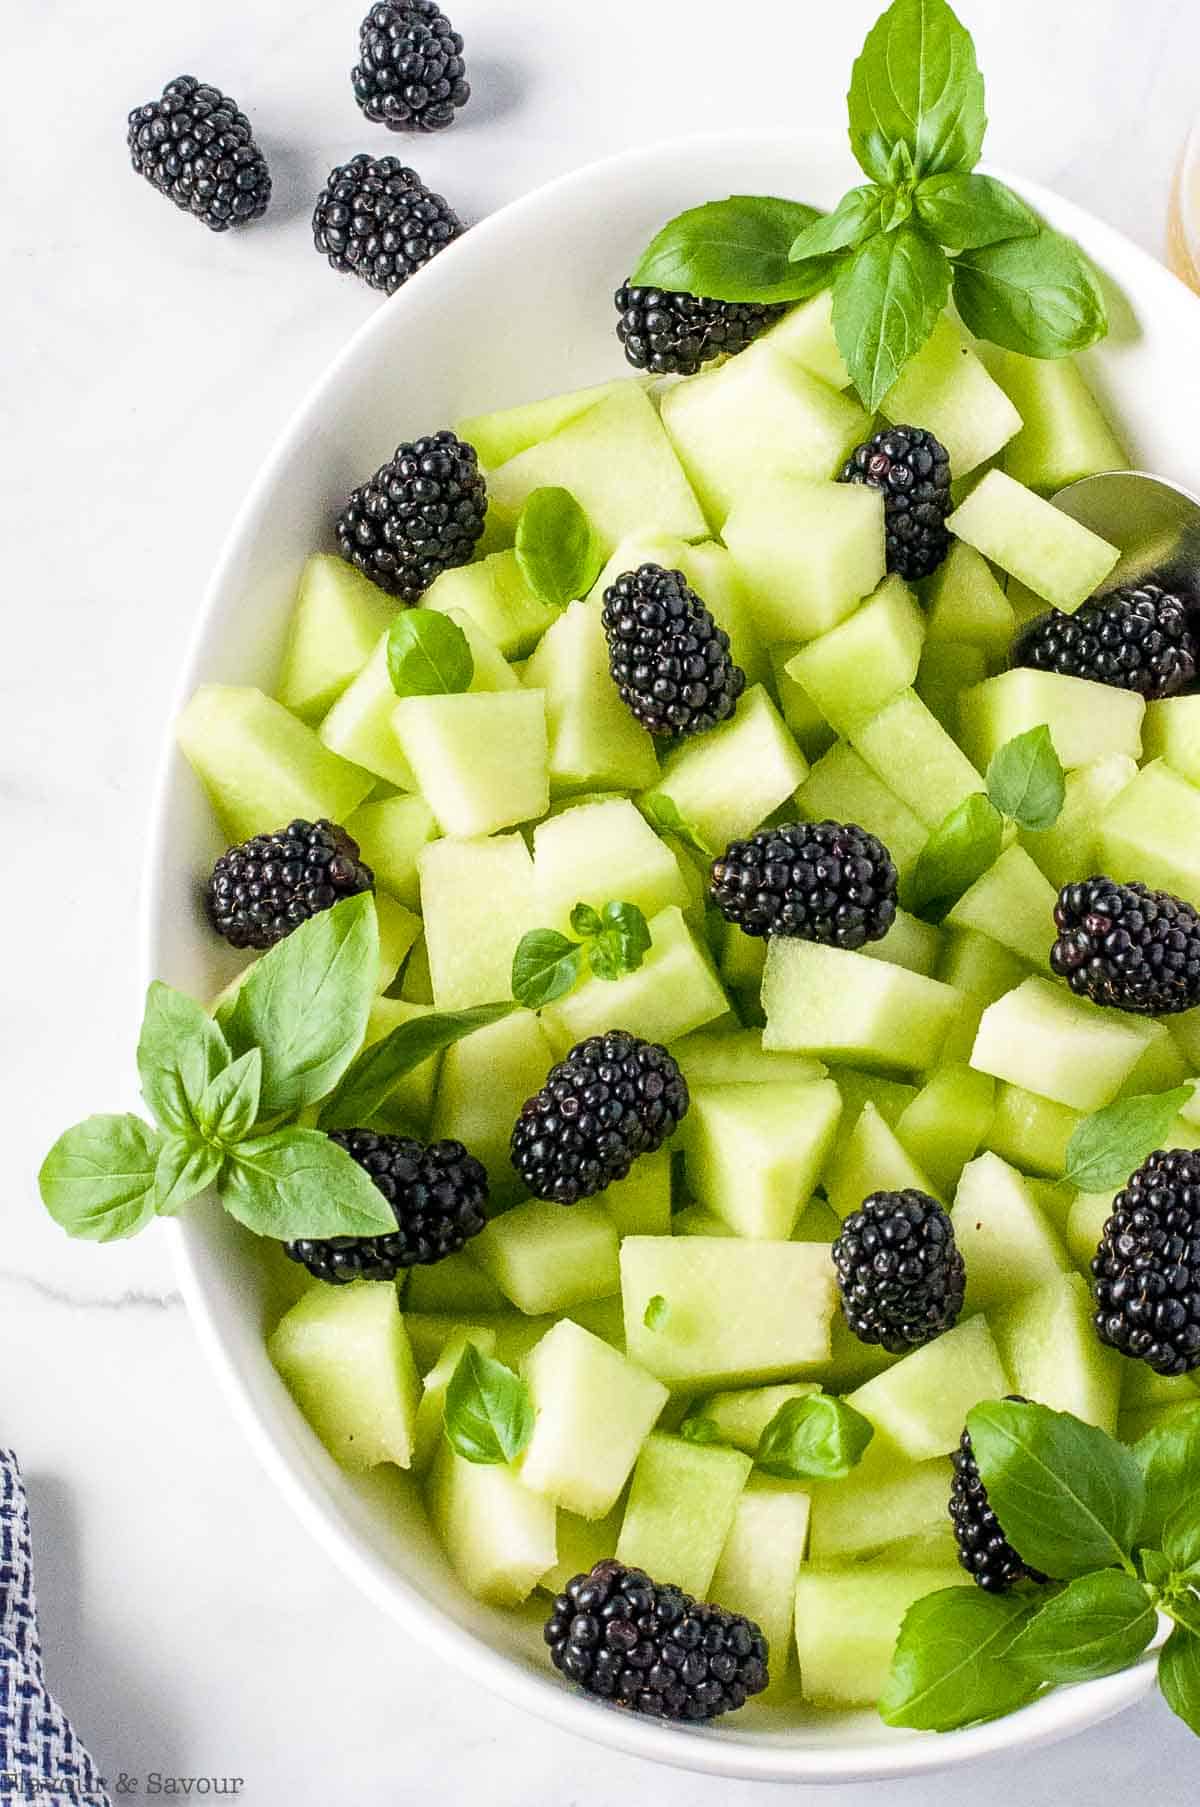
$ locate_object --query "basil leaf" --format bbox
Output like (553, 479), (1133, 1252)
(196, 1047), (262, 1145)
(570, 902), (603, 939)
(224, 892), (379, 1120)
(443, 1343), (533, 1465)
(221, 1128), (395, 1238)
(640, 794), (714, 859)
(514, 487), (601, 610)
(952, 228), (1108, 358)
(1164, 1498), (1200, 1576)
(39, 1115), (162, 1242)
(966, 1398), (1144, 1579)
(788, 187), (884, 263)
(986, 725), (1066, 831)
(1159, 1624), (1200, 1737)
(1133, 1405), (1200, 1546)
(679, 1415), (722, 1446)
(630, 195), (834, 305)
(317, 1003), (514, 1131)
(847, 0), (986, 184)
(1141, 1548), (1174, 1590)
(643, 1294), (669, 1331)
(137, 981), (231, 1136)
(879, 1586), (1041, 1731)
(915, 173), (1038, 250)
(756, 1395), (874, 1481)
(512, 930), (584, 1009)
(833, 225), (950, 411)
(1006, 1571), (1157, 1684)
(1063, 1088), (1192, 1192)
(588, 901), (652, 983)
(909, 793), (1002, 918)
(387, 608), (474, 697)
(1166, 1589), (1200, 1637)
(154, 1134), (223, 1216)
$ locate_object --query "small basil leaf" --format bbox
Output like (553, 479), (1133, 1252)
(1164, 1498), (1200, 1576)
(879, 1587), (1042, 1731)
(1062, 1088), (1192, 1192)
(137, 980), (231, 1136)
(679, 1415), (722, 1445)
(196, 1047), (263, 1146)
(1166, 1589), (1200, 1637)
(1006, 1571), (1157, 1684)
(588, 902), (653, 982)
(443, 1343), (533, 1466)
(512, 930), (584, 1009)
(847, 0), (986, 185)
(39, 1115), (162, 1242)
(570, 902), (603, 939)
(640, 794), (714, 858)
(1133, 1405), (1200, 1546)
(986, 725), (1066, 831)
(833, 225), (950, 412)
(221, 1128), (396, 1239)
(630, 195), (834, 305)
(514, 487), (602, 610)
(909, 793), (1003, 918)
(316, 1002), (515, 1132)
(952, 228), (1108, 358)
(643, 1294), (669, 1331)
(155, 1134), (223, 1216)
(915, 173), (1039, 250)
(756, 1395), (874, 1481)
(788, 187), (884, 263)
(387, 608), (474, 697)
(1141, 1548), (1174, 1590)
(1159, 1624), (1200, 1737)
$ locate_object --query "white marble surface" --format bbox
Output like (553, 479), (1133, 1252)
(6, 0), (1200, 1798)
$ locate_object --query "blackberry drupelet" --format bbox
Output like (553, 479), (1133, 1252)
(838, 425), (952, 581)
(601, 563), (746, 737)
(352, 1), (469, 132)
(1092, 1147), (1200, 1375)
(206, 819), (373, 951)
(950, 1400), (1050, 1592)
(336, 430), (486, 601)
(1013, 583), (1197, 700)
(312, 155), (463, 294)
(832, 1190), (966, 1353)
(511, 1031), (689, 1206)
(1050, 876), (1200, 1015)
(127, 76), (271, 231)
(613, 282), (784, 377)
(285, 1132), (488, 1284)
(544, 1560), (769, 1721)
(709, 819), (898, 949)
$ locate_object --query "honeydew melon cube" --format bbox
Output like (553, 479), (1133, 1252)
(696, 1382), (822, 1454)
(375, 893), (422, 990)
(682, 1080), (843, 1239)
(601, 1147), (672, 1238)
(1098, 759), (1200, 906)
(1120, 1396), (1200, 1447)
(523, 600), (659, 794)
(987, 348), (1126, 494)
(794, 1197), (844, 1244)
(429, 1439), (556, 1606)
(418, 833), (536, 1009)
(268, 1281), (420, 1472)
(924, 543), (1016, 658)
(276, 555), (397, 721)
(795, 1566), (970, 1706)
(177, 685), (373, 842)
(938, 927), (1030, 1001)
(762, 940), (964, 1072)
(1019, 754), (1137, 891)
(544, 905), (728, 1051)
(318, 635), (417, 790)
(537, 1498), (624, 1596)
(871, 1525), (960, 1567)
(724, 478), (886, 642)
(808, 1457), (953, 1561)
(991, 1272), (1121, 1433)
(796, 743), (928, 885)
(641, 686), (808, 851)
(881, 319), (1022, 476)
(404, 1254), (507, 1317)
(915, 642), (988, 733)
(616, 1432), (753, 1596)
(1172, 1007), (1200, 1073)
(399, 933), (433, 1004)
(825, 1101), (943, 1220)
(471, 1200), (619, 1316)
(807, 1319), (902, 1393)
(769, 647), (836, 758)
(946, 470), (1119, 612)
(945, 844), (1057, 970)
(847, 1314), (1008, 1461)
(894, 1065), (995, 1195)
(424, 550), (559, 658)
(863, 908), (943, 977)
(411, 1327), (497, 1473)
(1006, 576), (1050, 628)
(718, 922), (766, 995)
(344, 793), (436, 908)
(671, 1206), (736, 1238)
(1062, 1186), (1113, 1273)
(362, 997), (443, 1131)
(402, 1311), (541, 1372)
(1121, 1023), (1191, 1098)
(960, 668), (1144, 774)
(670, 1028), (826, 1088)
(985, 1082), (1081, 1178)
(661, 346), (870, 528)
(761, 286), (848, 387)
(518, 1320), (668, 1517)
(456, 378), (633, 468)
(532, 797), (688, 933)
(710, 1476), (812, 1702)
(620, 1237), (838, 1389)
(588, 533), (769, 688)
(828, 1070), (918, 1169)
(1121, 1363), (1200, 1415)
(970, 976), (1152, 1111)
(444, 606), (521, 691)
(395, 689), (548, 837)
(1142, 694), (1200, 787)
(431, 1008), (554, 1201)
(786, 576), (925, 734)
(952, 1151), (1070, 1312)
(850, 690), (984, 829)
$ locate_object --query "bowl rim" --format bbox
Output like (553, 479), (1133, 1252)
(142, 125), (1189, 1782)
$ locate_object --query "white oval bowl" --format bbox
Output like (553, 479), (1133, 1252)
(146, 128), (1199, 1783)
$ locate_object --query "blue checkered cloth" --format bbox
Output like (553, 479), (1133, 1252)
(0, 1453), (110, 1806)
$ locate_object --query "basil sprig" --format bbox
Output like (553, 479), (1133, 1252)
(512, 901), (652, 1009)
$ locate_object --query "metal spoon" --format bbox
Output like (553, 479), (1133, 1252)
(1052, 469), (1200, 595)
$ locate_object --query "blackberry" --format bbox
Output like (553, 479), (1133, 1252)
(511, 1031), (689, 1206)
(284, 1132), (488, 1284)
(336, 430), (486, 601)
(352, 1), (469, 132)
(127, 76), (271, 231)
(206, 820), (373, 951)
(544, 1560), (769, 1721)
(313, 155), (463, 294)
(1013, 583), (1197, 701)
(832, 1191), (966, 1353)
(838, 426), (952, 581)
(710, 819), (898, 950)
(613, 282), (784, 378)
(1092, 1147), (1200, 1375)
(601, 564), (746, 737)
(1050, 876), (1200, 1016)
(950, 1400), (1050, 1592)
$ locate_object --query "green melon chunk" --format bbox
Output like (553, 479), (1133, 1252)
(537, 1498), (625, 1596)
(850, 689), (984, 829)
(825, 1102), (943, 1220)
(710, 1476), (812, 1703)
(870, 1524), (960, 1567)
(1142, 693), (1200, 786)
(1098, 758), (1200, 906)
(991, 1272), (1121, 1433)
(1120, 1023), (1191, 1098)
(395, 689), (548, 837)
(769, 647), (837, 759)
(985, 1082), (1081, 1178)
(417, 832), (536, 1009)
(456, 378), (634, 468)
(696, 1381), (822, 1454)
(405, 1253), (507, 1318)
(945, 844), (1057, 971)
(268, 1281), (420, 1472)
(724, 478), (886, 642)
(642, 685), (808, 851)
(544, 905), (729, 1051)
(959, 667), (1144, 772)
(924, 542), (1016, 658)
(759, 286), (849, 387)
(796, 743), (928, 885)
(399, 931), (433, 1004)
(947, 470), (1119, 612)
(616, 1432), (753, 1597)
(345, 793), (437, 908)
(670, 1028), (826, 1088)
(952, 1151), (1071, 1313)
(532, 796), (688, 932)
(471, 1200), (619, 1316)
(895, 1065), (995, 1194)
(987, 347), (1126, 495)
(429, 1439), (556, 1606)
(276, 554), (398, 721)
(916, 641), (988, 733)
(517, 1320), (668, 1518)
(361, 997), (444, 1131)
(318, 634), (417, 790)
(424, 550), (559, 658)
(828, 1070), (918, 1171)
(431, 1008), (554, 1202)
(718, 921), (767, 994)
(523, 599), (660, 794)
(786, 576), (925, 735)
(808, 1456), (953, 1561)
(970, 976), (1153, 1111)
(682, 1080), (843, 1238)
(847, 1314), (1008, 1461)
(1019, 754), (1137, 891)
(670, 1205), (736, 1238)
(1065, 1189), (1115, 1274)
(762, 939), (964, 1073)
(938, 927), (1030, 1002)
(1121, 1362), (1200, 1412)
(376, 894), (422, 991)
(795, 1565), (970, 1707)
(601, 1147), (673, 1239)
(881, 319), (1022, 476)
(411, 1327), (497, 1473)
(863, 909), (943, 978)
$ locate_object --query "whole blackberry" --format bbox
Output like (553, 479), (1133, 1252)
(127, 76), (271, 231)
(710, 819), (898, 949)
(313, 155), (463, 294)
(336, 430), (486, 601)
(1092, 1147), (1200, 1375)
(832, 1191), (966, 1352)
(284, 1132), (488, 1284)
(544, 1560), (769, 1721)
(838, 426), (952, 581)
(1050, 876), (1200, 1016)
(352, 1), (469, 132)
(1013, 583), (1197, 700)
(206, 820), (373, 951)
(613, 282), (784, 377)
(601, 564), (745, 737)
(950, 1400), (1050, 1592)
(511, 1031), (689, 1205)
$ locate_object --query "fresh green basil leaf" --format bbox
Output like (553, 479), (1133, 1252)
(833, 225), (950, 411)
(387, 608), (474, 697)
(196, 1047), (262, 1145)
(1133, 1405), (1200, 1547)
(1006, 1571), (1157, 1684)
(986, 725), (1066, 831)
(223, 893), (379, 1121)
(154, 1134), (223, 1216)
(966, 1398), (1144, 1579)
(443, 1343), (533, 1465)
(630, 195), (834, 305)
(1063, 1088), (1192, 1192)
(39, 1115), (162, 1242)
(515, 487), (601, 610)
(640, 793), (714, 859)
(221, 1128), (395, 1239)
(879, 1586), (1041, 1731)
(1141, 1548), (1174, 1589)
(1165, 1588), (1200, 1637)
(588, 901), (653, 983)
(952, 228), (1108, 358)
(788, 187), (885, 263)
(1164, 1498), (1200, 1576)
(909, 792), (1003, 918)
(316, 1002), (514, 1132)
(137, 981), (231, 1136)
(679, 1415), (722, 1446)
(848, 0), (986, 185)
(570, 902), (603, 939)
(915, 172), (1038, 250)
(643, 1294), (669, 1331)
(1159, 1624), (1200, 1737)
(756, 1394), (875, 1481)
(512, 930), (584, 1009)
